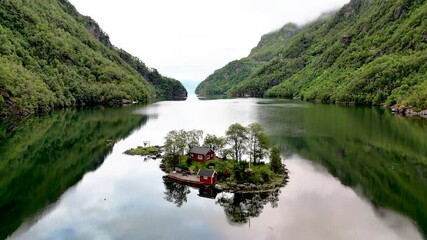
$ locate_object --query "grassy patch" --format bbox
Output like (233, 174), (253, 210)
(126, 146), (159, 156)
(180, 157), (281, 185)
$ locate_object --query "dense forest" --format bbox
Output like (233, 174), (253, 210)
(0, 0), (187, 116)
(196, 0), (427, 113)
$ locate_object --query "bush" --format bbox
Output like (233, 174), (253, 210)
(270, 147), (283, 174)
(0, 95), (4, 110)
(258, 166), (273, 183)
(232, 161), (248, 183)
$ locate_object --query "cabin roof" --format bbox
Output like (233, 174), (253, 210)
(197, 169), (216, 177)
(190, 146), (212, 155)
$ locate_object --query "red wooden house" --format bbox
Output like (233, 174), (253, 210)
(189, 147), (215, 162)
(197, 169), (217, 185)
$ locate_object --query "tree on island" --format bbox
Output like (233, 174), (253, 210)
(187, 129), (204, 149)
(270, 146), (283, 174)
(246, 123), (270, 166)
(204, 134), (227, 159)
(164, 129), (204, 157)
(164, 130), (188, 157)
(226, 123), (248, 162)
(161, 123), (287, 185)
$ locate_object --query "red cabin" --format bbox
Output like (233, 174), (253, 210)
(197, 169), (217, 185)
(189, 147), (215, 162)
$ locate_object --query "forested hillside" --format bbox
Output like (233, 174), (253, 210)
(195, 23), (298, 96)
(0, 0), (186, 116)
(196, 0), (427, 113)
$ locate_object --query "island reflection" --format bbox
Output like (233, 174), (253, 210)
(163, 177), (281, 225)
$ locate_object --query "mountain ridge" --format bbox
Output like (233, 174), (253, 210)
(196, 0), (427, 115)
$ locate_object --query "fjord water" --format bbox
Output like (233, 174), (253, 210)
(2, 96), (426, 240)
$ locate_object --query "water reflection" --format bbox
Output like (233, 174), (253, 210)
(256, 100), (427, 237)
(198, 186), (218, 199)
(0, 105), (148, 239)
(216, 190), (280, 225)
(163, 177), (191, 207)
(4, 97), (426, 240)
(163, 175), (280, 225)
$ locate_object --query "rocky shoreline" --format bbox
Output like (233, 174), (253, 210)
(391, 106), (427, 118)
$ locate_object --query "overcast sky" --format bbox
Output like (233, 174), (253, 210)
(69, 0), (350, 82)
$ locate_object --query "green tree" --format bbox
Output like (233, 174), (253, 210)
(187, 129), (204, 149)
(163, 130), (188, 157)
(247, 123), (270, 166)
(226, 123), (248, 161)
(204, 134), (227, 158)
(269, 146), (283, 174)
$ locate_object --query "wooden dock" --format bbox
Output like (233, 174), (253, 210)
(166, 172), (207, 187)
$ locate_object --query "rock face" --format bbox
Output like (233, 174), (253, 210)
(341, 35), (351, 44)
(394, 5), (408, 19)
(84, 17), (113, 48)
(391, 106), (427, 118)
(170, 87), (188, 100)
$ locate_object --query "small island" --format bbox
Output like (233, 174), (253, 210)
(124, 141), (163, 159)
(159, 123), (289, 193)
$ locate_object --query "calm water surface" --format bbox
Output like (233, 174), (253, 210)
(1, 95), (426, 240)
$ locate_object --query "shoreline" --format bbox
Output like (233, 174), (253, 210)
(3, 96), (426, 119)
(165, 167), (289, 194)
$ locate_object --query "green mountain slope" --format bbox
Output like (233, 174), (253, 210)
(195, 23), (298, 96)
(197, 0), (427, 112)
(0, 0), (186, 116)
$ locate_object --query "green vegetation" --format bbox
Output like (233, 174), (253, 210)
(162, 123), (286, 185)
(179, 157), (282, 186)
(195, 23), (298, 96)
(269, 146), (283, 174)
(0, 0), (186, 116)
(0, 104), (148, 239)
(196, 0), (427, 111)
(225, 123), (248, 161)
(126, 146), (159, 156)
(163, 129), (204, 157)
(203, 134), (227, 158)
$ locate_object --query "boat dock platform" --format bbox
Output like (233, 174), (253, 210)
(166, 172), (206, 187)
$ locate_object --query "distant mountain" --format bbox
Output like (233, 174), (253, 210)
(196, 0), (427, 113)
(196, 23), (299, 96)
(0, 0), (186, 116)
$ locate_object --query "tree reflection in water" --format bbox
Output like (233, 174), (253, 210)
(162, 177), (281, 224)
(216, 190), (281, 224)
(162, 177), (191, 207)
